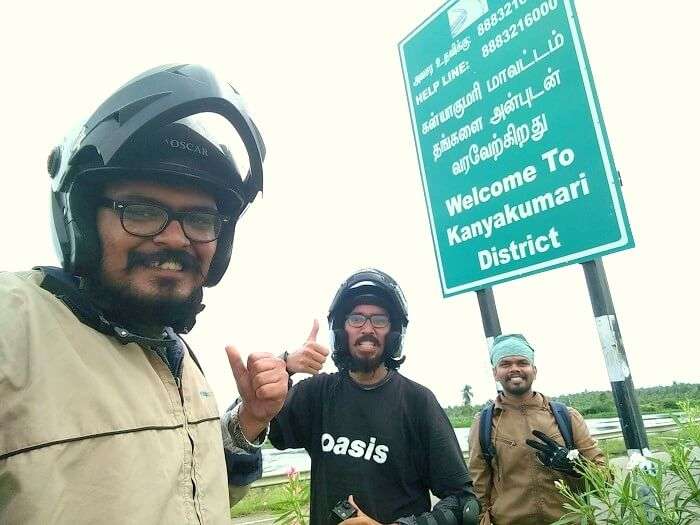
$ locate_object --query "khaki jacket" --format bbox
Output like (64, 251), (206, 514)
(468, 392), (605, 525)
(0, 271), (230, 524)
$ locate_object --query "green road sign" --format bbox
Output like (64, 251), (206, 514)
(399, 0), (634, 297)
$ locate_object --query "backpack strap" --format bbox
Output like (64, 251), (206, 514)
(478, 401), (497, 465)
(549, 400), (575, 450)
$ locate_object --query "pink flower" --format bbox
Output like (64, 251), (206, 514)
(286, 466), (299, 480)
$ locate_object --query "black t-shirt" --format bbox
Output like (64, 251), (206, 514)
(269, 371), (471, 524)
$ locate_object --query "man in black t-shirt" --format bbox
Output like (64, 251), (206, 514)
(271, 269), (478, 525)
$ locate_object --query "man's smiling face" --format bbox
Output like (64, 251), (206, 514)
(493, 355), (537, 397)
(96, 179), (218, 307)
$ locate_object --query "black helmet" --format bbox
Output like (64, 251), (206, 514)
(328, 268), (409, 369)
(47, 63), (266, 286)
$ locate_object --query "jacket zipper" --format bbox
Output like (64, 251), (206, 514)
(146, 342), (203, 524)
(175, 375), (203, 524)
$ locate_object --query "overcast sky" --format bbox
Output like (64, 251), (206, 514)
(1, 1), (698, 408)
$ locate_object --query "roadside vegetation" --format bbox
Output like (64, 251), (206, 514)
(445, 382), (700, 427)
(236, 409), (698, 521)
(231, 470), (310, 520)
(233, 430), (684, 519)
(553, 401), (700, 524)
(231, 485), (293, 518)
(235, 384), (700, 519)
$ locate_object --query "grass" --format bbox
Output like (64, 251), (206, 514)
(231, 484), (308, 518)
(598, 430), (680, 457)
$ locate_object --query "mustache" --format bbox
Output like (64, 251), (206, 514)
(356, 334), (380, 346)
(126, 249), (202, 274)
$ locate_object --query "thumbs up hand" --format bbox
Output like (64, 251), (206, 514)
(226, 344), (288, 441)
(284, 319), (330, 375)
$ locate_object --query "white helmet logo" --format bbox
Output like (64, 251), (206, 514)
(164, 138), (209, 157)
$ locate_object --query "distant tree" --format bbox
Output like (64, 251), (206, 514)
(462, 384), (473, 406)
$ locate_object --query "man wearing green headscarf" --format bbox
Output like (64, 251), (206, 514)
(467, 334), (606, 525)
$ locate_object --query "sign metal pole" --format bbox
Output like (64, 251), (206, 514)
(477, 286), (503, 392)
(582, 258), (649, 455)
(477, 287), (501, 342)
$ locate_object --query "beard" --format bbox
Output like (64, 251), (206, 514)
(502, 383), (531, 396)
(87, 249), (205, 331)
(500, 375), (533, 397)
(348, 352), (384, 374)
(348, 334), (385, 373)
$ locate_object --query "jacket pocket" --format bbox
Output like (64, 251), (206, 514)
(493, 435), (517, 480)
(494, 436), (517, 447)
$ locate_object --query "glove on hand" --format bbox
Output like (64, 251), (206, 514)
(525, 430), (580, 477)
(462, 495), (480, 525)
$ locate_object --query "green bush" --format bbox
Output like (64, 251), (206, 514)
(272, 468), (310, 525)
(553, 402), (700, 524)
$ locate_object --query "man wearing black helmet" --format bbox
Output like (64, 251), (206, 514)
(0, 64), (288, 524)
(271, 269), (479, 525)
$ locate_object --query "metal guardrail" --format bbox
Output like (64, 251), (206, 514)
(252, 469), (311, 488)
(252, 423), (679, 488)
(592, 422), (678, 441)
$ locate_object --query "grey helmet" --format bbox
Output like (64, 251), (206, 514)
(47, 63), (265, 286)
(328, 268), (409, 369)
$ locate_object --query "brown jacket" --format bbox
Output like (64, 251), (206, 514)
(467, 392), (606, 525)
(0, 270), (232, 524)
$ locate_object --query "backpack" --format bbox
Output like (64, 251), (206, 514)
(478, 399), (574, 464)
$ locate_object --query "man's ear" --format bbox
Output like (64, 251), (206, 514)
(492, 366), (498, 380)
(532, 365), (538, 380)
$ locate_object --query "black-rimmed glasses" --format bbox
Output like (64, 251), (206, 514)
(99, 198), (231, 243)
(346, 313), (390, 329)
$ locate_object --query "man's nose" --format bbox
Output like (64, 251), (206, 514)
(360, 320), (376, 334)
(502, 362), (519, 373)
(152, 219), (191, 248)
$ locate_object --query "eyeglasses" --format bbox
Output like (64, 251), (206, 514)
(346, 313), (390, 329)
(99, 198), (231, 243)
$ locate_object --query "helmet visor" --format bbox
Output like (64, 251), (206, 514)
(171, 112), (251, 186)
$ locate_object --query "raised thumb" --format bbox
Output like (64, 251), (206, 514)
(306, 318), (320, 343)
(225, 344), (247, 384)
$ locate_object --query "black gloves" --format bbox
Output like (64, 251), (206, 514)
(525, 430), (580, 477)
(462, 495), (480, 525)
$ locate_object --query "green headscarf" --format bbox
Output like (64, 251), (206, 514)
(490, 333), (535, 367)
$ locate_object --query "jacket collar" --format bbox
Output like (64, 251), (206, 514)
(494, 391), (550, 411)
